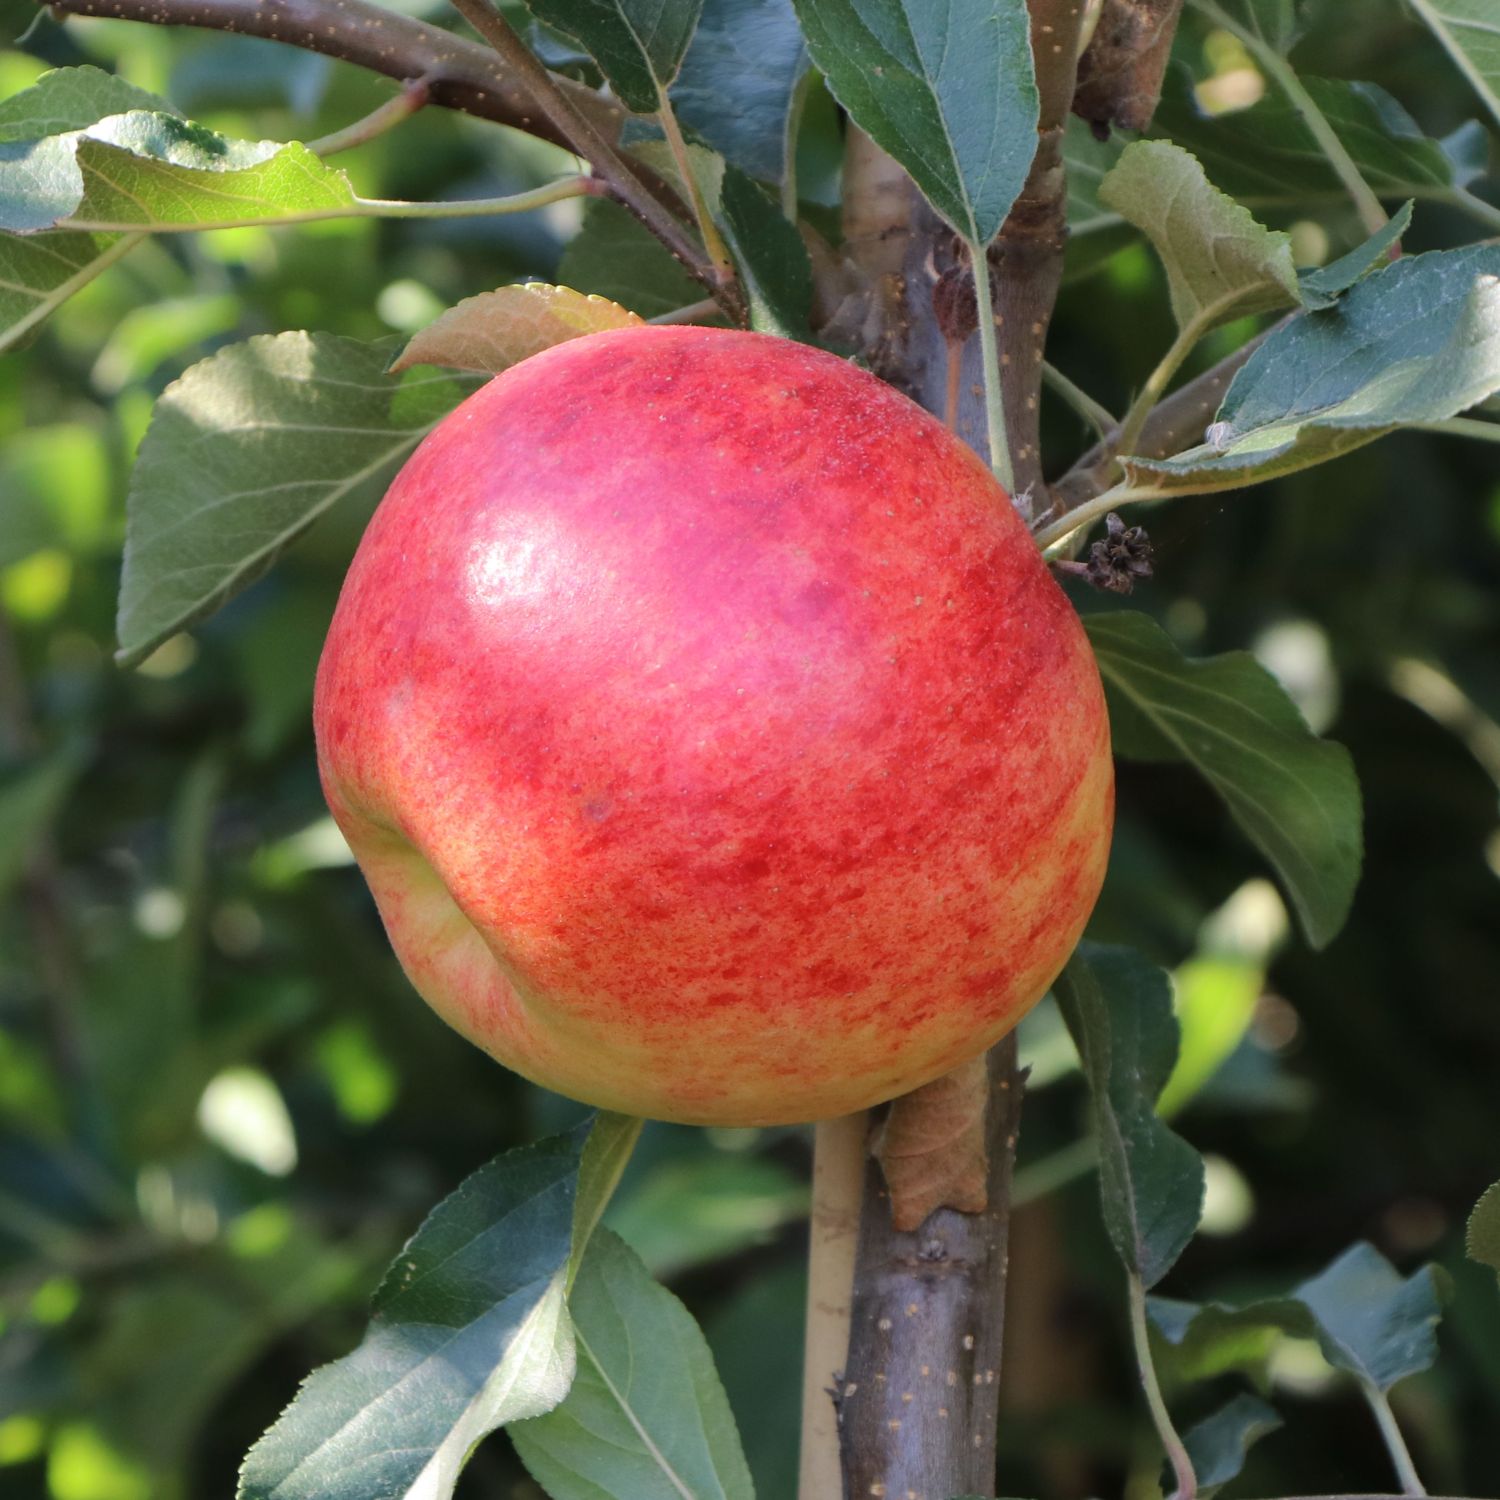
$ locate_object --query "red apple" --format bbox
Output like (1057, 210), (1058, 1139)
(314, 327), (1112, 1125)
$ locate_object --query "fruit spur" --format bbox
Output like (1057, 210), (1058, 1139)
(314, 327), (1112, 1125)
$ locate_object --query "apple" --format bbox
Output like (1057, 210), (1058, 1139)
(314, 327), (1112, 1125)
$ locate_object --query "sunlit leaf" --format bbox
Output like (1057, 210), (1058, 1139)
(790, 0), (1038, 245)
(239, 1129), (587, 1500)
(117, 332), (478, 668)
(391, 283), (643, 374)
(1085, 611), (1362, 948)
(1098, 141), (1300, 334)
(511, 1230), (755, 1500)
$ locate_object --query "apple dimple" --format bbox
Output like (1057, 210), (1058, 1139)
(314, 326), (1113, 1126)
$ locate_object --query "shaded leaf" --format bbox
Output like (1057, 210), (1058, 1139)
(117, 333), (478, 668)
(238, 1129), (587, 1500)
(510, 1230), (755, 1500)
(1054, 943), (1205, 1288)
(1150, 1242), (1447, 1399)
(521, 0), (704, 112)
(1085, 612), (1362, 948)
(1295, 1241), (1447, 1393)
(0, 752), (81, 903)
(790, 0), (1038, 245)
(671, 0), (807, 184)
(1063, 117), (1133, 281)
(391, 283), (643, 374)
(1148, 1294), (1290, 1392)
(1298, 200), (1411, 309)
(1153, 69), (1486, 213)
(1468, 1182), (1500, 1279)
(1182, 1393), (1283, 1496)
(717, 164), (812, 337)
(559, 198), (703, 317)
(1191, 0), (1305, 52)
(1408, 0), (1500, 132)
(1130, 245), (1500, 492)
(1098, 141), (1300, 334)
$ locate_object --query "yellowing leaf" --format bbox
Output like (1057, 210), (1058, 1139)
(390, 283), (644, 375)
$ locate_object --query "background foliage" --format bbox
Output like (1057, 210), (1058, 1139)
(1, 1), (1498, 1497)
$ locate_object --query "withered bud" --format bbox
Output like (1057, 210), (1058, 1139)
(932, 266), (978, 345)
(1085, 512), (1153, 594)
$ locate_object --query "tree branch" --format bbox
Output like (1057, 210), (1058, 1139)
(43, 0), (619, 150)
(1072, 0), (1187, 135)
(444, 0), (740, 314)
(836, 1039), (1025, 1499)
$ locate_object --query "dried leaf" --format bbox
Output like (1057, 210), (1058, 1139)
(872, 1053), (990, 1232)
(391, 283), (644, 375)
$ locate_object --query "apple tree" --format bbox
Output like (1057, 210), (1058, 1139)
(2, 1), (1499, 1498)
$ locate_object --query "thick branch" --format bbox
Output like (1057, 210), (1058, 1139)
(1072, 0), (1187, 134)
(836, 1039), (1025, 1500)
(43, 0), (619, 150)
(993, 0), (1092, 512)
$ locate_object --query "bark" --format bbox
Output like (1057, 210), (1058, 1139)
(836, 1039), (1025, 1500)
(42, 0), (620, 150)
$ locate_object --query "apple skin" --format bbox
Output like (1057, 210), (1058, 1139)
(314, 327), (1112, 1125)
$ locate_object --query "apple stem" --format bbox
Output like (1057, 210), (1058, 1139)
(969, 240), (1017, 496)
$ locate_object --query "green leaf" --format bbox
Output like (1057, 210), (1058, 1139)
(1152, 70), (1486, 215)
(511, 1230), (756, 1500)
(1085, 612), (1362, 949)
(790, 0), (1038, 245)
(1296, 1241), (1448, 1394)
(1148, 1295), (1288, 1391)
(559, 198), (704, 317)
(0, 752), (81, 903)
(1157, 956), (1263, 1118)
(390, 282), (644, 374)
(1130, 245), (1500, 493)
(606, 1152), (809, 1278)
(1063, 117), (1133, 281)
(0, 64), (168, 140)
(1150, 1242), (1447, 1398)
(571, 1114), (644, 1288)
(717, 164), (812, 337)
(1408, 0), (1500, 132)
(1468, 1181), (1500, 1279)
(117, 332), (478, 668)
(520, 0), (704, 112)
(0, 228), (138, 355)
(1098, 141), (1301, 335)
(1054, 943), (1205, 1289)
(1181, 1393), (1283, 1496)
(0, 111), (360, 235)
(671, 0), (807, 184)
(238, 1129), (587, 1500)
(1298, 200), (1411, 309)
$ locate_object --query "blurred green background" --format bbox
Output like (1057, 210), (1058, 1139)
(2, 2), (1499, 1497)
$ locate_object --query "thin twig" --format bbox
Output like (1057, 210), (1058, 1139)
(42, 0), (621, 150)
(1128, 1270), (1197, 1500)
(1362, 1382), (1428, 1497)
(445, 0), (738, 313)
(306, 74), (433, 157)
